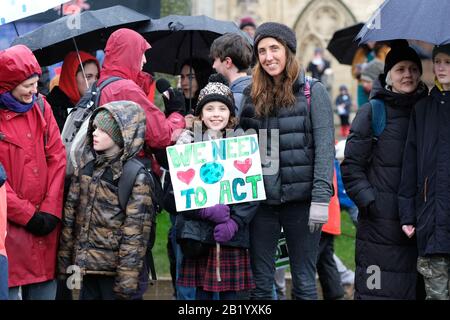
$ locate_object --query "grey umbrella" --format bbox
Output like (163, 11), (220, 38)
(356, 0), (450, 45)
(11, 5), (150, 66)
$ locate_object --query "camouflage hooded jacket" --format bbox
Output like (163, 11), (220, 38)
(58, 101), (153, 299)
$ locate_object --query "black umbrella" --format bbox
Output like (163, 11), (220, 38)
(357, 0), (450, 45)
(140, 15), (252, 75)
(11, 5), (150, 66)
(327, 23), (364, 65)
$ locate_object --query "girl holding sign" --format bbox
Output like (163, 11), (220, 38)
(239, 22), (335, 300)
(175, 74), (257, 300)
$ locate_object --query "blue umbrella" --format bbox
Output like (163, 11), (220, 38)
(357, 0), (450, 45)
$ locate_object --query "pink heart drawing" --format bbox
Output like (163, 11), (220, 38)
(234, 158), (252, 174)
(177, 168), (195, 185)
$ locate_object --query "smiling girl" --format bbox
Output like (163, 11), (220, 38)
(174, 74), (256, 300)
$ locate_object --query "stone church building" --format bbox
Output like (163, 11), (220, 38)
(191, 0), (385, 100)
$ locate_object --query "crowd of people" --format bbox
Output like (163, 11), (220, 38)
(1, 14), (450, 301)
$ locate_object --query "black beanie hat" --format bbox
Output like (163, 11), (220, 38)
(384, 43), (422, 75)
(432, 43), (450, 60)
(195, 73), (235, 116)
(254, 22), (297, 54)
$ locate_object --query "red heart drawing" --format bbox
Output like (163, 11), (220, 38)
(234, 158), (252, 174)
(177, 169), (195, 185)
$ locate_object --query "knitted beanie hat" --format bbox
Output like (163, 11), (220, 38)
(361, 59), (385, 82)
(254, 22), (297, 54)
(239, 16), (256, 29)
(432, 43), (450, 60)
(94, 109), (123, 147)
(195, 73), (235, 116)
(384, 42), (422, 75)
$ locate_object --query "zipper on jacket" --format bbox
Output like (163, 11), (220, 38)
(423, 177), (428, 202)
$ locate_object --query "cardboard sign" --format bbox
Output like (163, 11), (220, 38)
(166, 134), (266, 211)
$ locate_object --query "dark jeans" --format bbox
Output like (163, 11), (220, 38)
(0, 255), (7, 300)
(9, 279), (56, 300)
(196, 288), (237, 300)
(249, 202), (321, 300)
(79, 275), (116, 300)
(317, 233), (344, 300)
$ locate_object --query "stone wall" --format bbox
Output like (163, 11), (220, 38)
(191, 0), (385, 102)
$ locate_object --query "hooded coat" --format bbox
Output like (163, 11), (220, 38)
(98, 28), (185, 149)
(399, 86), (450, 257)
(58, 101), (153, 299)
(0, 164), (6, 258)
(341, 76), (428, 299)
(0, 45), (66, 287)
(46, 51), (100, 131)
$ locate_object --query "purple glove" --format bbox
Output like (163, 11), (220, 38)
(214, 219), (238, 243)
(199, 204), (230, 224)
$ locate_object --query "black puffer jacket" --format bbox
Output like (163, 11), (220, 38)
(341, 78), (428, 300)
(399, 86), (450, 257)
(239, 72), (334, 205)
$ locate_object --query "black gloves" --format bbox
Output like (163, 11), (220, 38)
(26, 212), (60, 236)
(163, 89), (186, 116)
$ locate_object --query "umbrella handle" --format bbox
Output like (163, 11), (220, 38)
(72, 37), (90, 90)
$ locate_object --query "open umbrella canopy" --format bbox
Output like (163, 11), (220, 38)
(327, 23), (364, 65)
(140, 15), (252, 75)
(11, 5), (150, 66)
(357, 0), (450, 45)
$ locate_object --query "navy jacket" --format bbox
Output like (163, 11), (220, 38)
(399, 86), (450, 257)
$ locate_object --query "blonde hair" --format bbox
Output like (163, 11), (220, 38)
(251, 39), (300, 117)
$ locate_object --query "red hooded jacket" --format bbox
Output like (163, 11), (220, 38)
(58, 51), (100, 105)
(0, 45), (66, 287)
(98, 28), (185, 149)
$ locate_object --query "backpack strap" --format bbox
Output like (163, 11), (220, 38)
(369, 99), (386, 141)
(118, 158), (146, 211)
(93, 76), (123, 108)
(303, 75), (319, 111)
(118, 157), (157, 281)
(36, 94), (48, 147)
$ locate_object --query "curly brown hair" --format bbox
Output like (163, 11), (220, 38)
(251, 38), (300, 117)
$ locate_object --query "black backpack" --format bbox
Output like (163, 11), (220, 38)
(61, 77), (122, 176)
(81, 157), (160, 281)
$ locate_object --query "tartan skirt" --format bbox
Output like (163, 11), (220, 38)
(177, 245), (255, 292)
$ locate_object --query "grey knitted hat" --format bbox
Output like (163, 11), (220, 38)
(361, 59), (385, 82)
(254, 22), (297, 54)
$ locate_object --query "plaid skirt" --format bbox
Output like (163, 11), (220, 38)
(177, 245), (255, 292)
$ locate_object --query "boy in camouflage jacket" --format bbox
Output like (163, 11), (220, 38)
(58, 101), (154, 300)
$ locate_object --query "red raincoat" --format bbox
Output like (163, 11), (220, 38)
(0, 45), (66, 287)
(98, 28), (185, 149)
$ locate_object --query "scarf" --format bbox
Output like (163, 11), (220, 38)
(0, 92), (35, 113)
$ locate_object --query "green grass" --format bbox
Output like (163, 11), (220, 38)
(153, 211), (172, 278)
(334, 210), (356, 270)
(152, 209), (357, 278)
